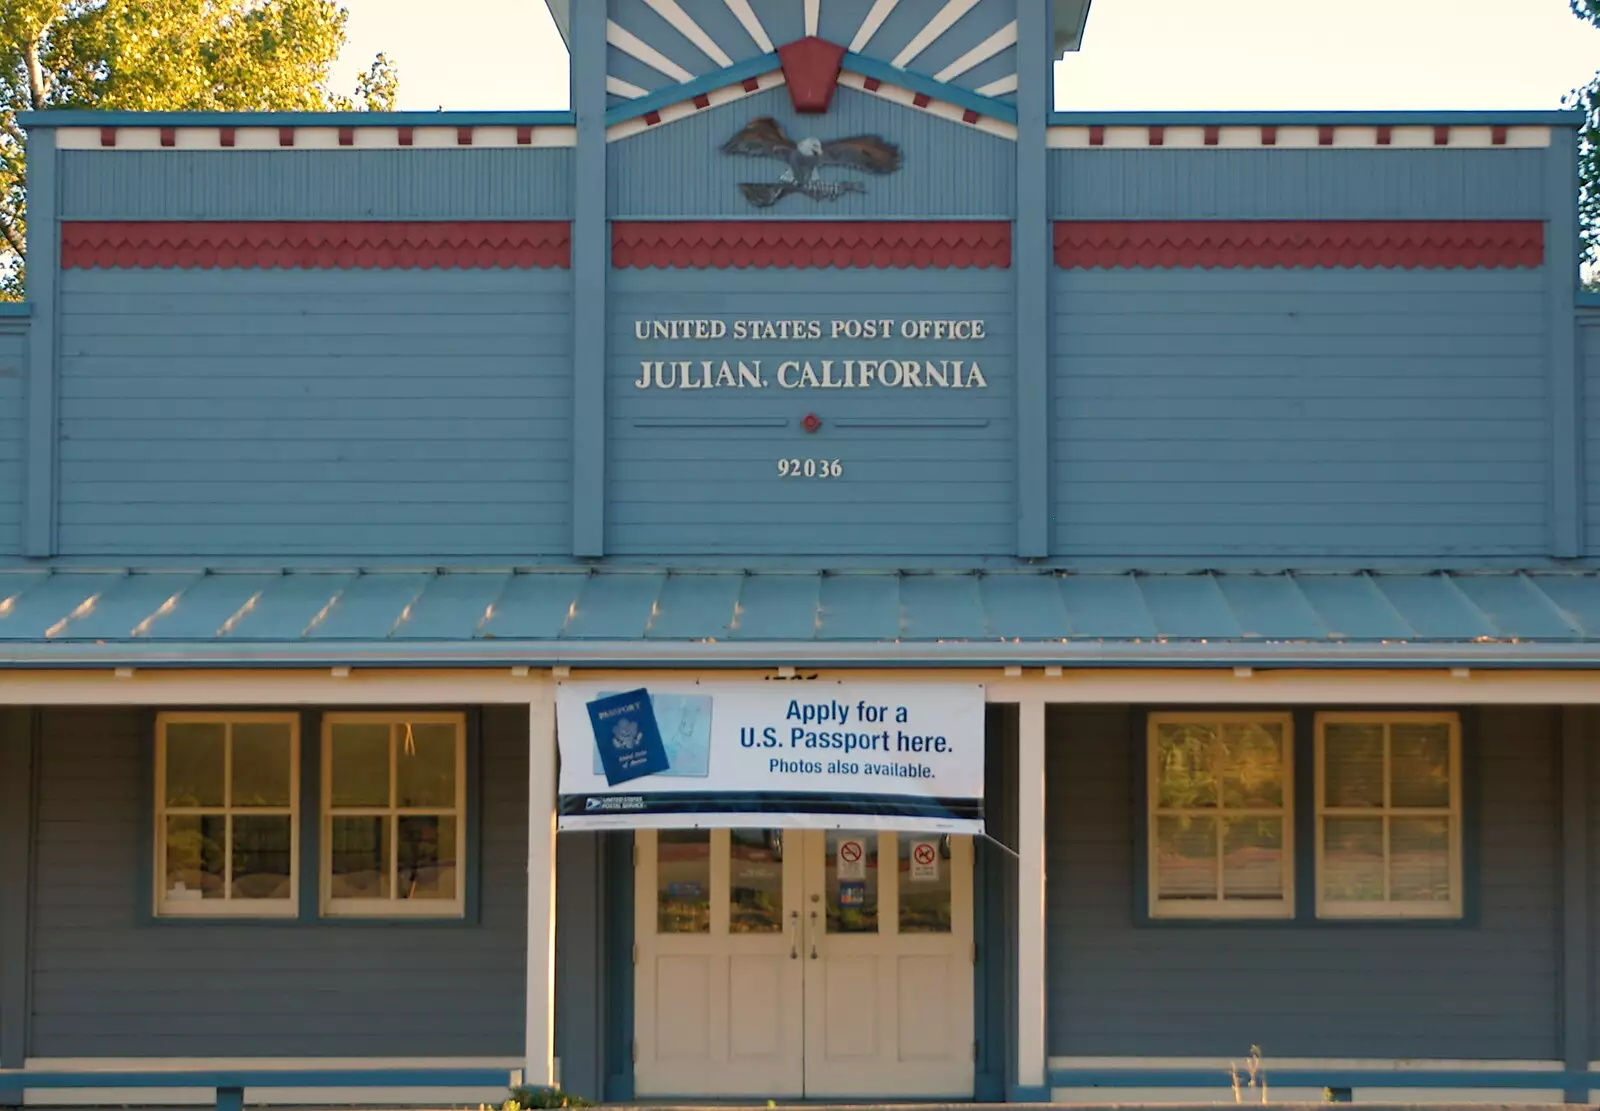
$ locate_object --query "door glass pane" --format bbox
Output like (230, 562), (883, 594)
(729, 829), (783, 933)
(1391, 724), (1451, 808)
(1154, 815), (1216, 899)
(1324, 723), (1384, 807)
(826, 831), (879, 933)
(330, 815), (390, 899)
(898, 835), (952, 933)
(232, 722), (292, 808)
(164, 814), (225, 900)
(1322, 816), (1384, 902)
(657, 830), (711, 933)
(1390, 817), (1451, 902)
(165, 722), (225, 807)
(232, 814), (293, 900)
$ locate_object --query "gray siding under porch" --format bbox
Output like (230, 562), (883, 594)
(27, 706), (601, 1081)
(1046, 705), (1561, 1061)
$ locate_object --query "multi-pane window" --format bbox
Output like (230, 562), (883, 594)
(322, 713), (466, 918)
(1147, 713), (1294, 919)
(155, 713), (299, 917)
(1316, 712), (1462, 918)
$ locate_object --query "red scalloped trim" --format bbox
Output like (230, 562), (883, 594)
(61, 221), (572, 270)
(612, 221), (1011, 269)
(1053, 221), (1544, 270)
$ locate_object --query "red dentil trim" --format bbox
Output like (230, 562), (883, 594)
(62, 221), (572, 270)
(1052, 221), (1544, 270)
(612, 222), (1011, 270)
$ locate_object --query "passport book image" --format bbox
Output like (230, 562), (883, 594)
(587, 688), (671, 786)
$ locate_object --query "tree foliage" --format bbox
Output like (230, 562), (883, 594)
(0, 1), (397, 297)
(1569, 0), (1600, 271)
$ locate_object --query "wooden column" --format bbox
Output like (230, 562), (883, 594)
(525, 692), (559, 1088)
(1015, 696), (1048, 1098)
(1561, 707), (1591, 1103)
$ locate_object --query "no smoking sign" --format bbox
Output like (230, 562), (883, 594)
(836, 838), (867, 880)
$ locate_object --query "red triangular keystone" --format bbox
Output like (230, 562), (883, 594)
(777, 37), (846, 113)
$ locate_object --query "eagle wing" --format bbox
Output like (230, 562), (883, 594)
(721, 117), (798, 162)
(817, 135), (901, 175)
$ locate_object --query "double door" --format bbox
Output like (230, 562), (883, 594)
(633, 828), (974, 1099)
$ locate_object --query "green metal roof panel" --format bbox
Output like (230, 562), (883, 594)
(0, 572), (128, 640)
(388, 572), (511, 641)
(726, 574), (821, 641)
(477, 572), (587, 640)
(899, 575), (989, 642)
(7, 568), (1600, 665)
(817, 574), (903, 640)
(221, 573), (353, 641)
(61, 573), (201, 641)
(645, 574), (742, 640)
(138, 573), (284, 640)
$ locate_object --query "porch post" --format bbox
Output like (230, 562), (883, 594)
(1561, 707), (1591, 1104)
(525, 691), (558, 1088)
(0, 710), (35, 1071)
(1015, 696), (1048, 1098)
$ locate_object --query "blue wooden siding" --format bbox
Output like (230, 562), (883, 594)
(59, 150), (574, 221)
(1052, 269), (1549, 558)
(55, 269), (572, 558)
(1050, 150), (1548, 220)
(1581, 314), (1600, 555)
(609, 86), (1013, 219)
(608, 269), (1014, 557)
(0, 321), (25, 557)
(30, 707), (516, 1056)
(28, 706), (598, 1066)
(1045, 704), (1560, 1060)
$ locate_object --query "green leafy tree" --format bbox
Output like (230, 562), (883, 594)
(1568, 0), (1600, 273)
(0, 0), (397, 298)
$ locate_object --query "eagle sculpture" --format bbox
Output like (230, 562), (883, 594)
(721, 117), (901, 207)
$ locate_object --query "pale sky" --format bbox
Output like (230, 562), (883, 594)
(333, 0), (1600, 113)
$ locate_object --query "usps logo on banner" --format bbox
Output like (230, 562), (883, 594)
(554, 683), (985, 834)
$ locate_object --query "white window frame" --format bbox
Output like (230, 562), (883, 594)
(1315, 711), (1463, 920)
(1147, 711), (1295, 920)
(320, 711), (468, 919)
(153, 711), (301, 919)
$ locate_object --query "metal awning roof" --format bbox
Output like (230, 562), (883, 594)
(4, 568), (1600, 669)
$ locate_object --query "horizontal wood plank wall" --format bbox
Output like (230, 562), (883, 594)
(609, 86), (1014, 219)
(1052, 269), (1549, 558)
(58, 150), (574, 221)
(0, 321), (26, 557)
(27, 706), (559, 1057)
(54, 268), (572, 558)
(609, 268), (1014, 557)
(1049, 149), (1548, 220)
(1045, 705), (1560, 1059)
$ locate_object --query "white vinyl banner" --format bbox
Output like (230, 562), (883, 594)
(556, 682), (985, 833)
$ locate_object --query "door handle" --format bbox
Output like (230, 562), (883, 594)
(809, 909), (819, 959)
(787, 910), (799, 959)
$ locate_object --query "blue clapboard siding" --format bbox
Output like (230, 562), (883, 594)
(1046, 705), (1560, 1059)
(609, 269), (1014, 557)
(1581, 314), (1600, 555)
(1053, 269), (1549, 558)
(610, 86), (1013, 219)
(30, 707), (523, 1056)
(0, 320), (24, 556)
(56, 268), (571, 558)
(1050, 150), (1548, 220)
(59, 149), (574, 221)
